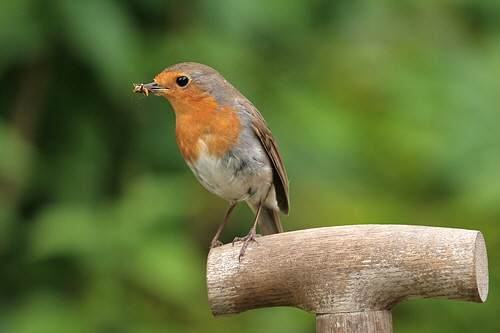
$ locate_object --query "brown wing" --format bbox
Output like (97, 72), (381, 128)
(246, 104), (290, 215)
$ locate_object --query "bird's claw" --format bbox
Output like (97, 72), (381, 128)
(210, 240), (223, 248)
(233, 231), (261, 261)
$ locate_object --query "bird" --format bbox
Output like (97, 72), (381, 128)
(133, 62), (289, 259)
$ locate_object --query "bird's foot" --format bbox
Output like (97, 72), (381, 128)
(233, 229), (261, 261)
(210, 239), (223, 248)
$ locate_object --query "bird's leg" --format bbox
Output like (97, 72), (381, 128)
(233, 202), (264, 260)
(210, 202), (238, 248)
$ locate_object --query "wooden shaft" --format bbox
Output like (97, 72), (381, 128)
(316, 311), (393, 333)
(206, 225), (488, 318)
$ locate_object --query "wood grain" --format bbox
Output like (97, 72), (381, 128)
(317, 311), (393, 333)
(207, 224), (488, 320)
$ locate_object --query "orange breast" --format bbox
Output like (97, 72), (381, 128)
(168, 87), (243, 163)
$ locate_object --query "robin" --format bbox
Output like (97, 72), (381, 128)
(134, 62), (289, 259)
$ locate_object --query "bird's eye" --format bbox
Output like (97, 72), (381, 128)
(176, 76), (189, 87)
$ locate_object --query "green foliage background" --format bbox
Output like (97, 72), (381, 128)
(1, 0), (499, 332)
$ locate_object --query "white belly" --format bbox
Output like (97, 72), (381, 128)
(187, 140), (276, 207)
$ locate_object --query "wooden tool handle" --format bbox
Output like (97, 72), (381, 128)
(207, 225), (488, 318)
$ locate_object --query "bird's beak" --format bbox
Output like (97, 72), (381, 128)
(133, 82), (168, 96)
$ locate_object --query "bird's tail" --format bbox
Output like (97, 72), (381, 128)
(248, 203), (283, 235)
